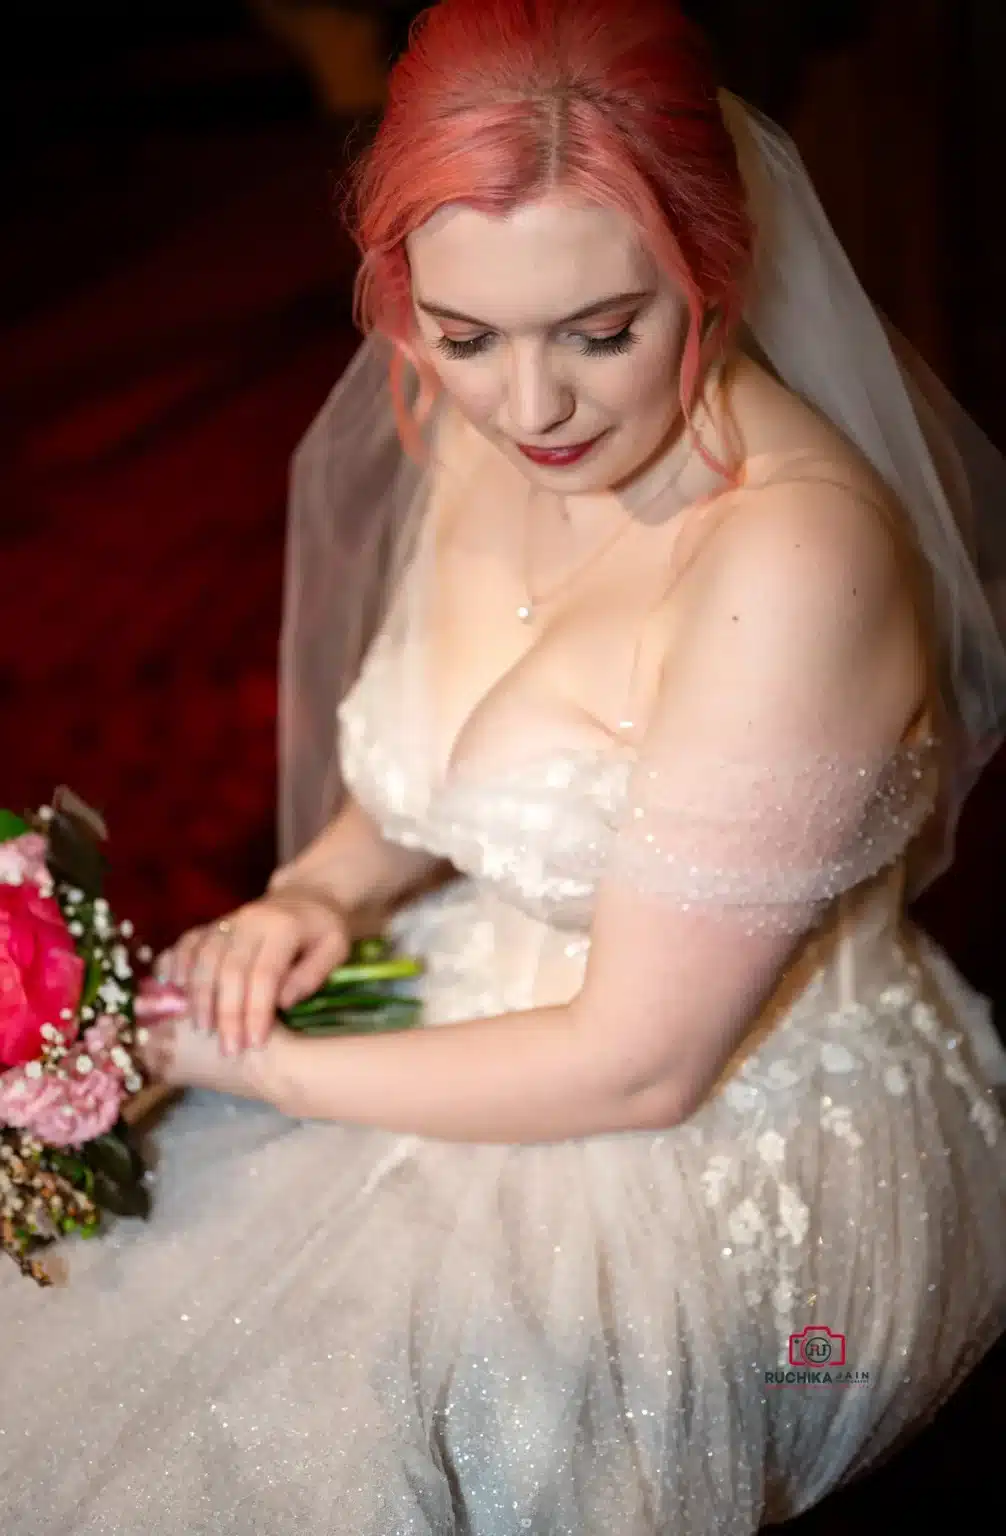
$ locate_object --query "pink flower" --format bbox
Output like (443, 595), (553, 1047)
(0, 879), (84, 1067)
(82, 1016), (121, 1055)
(0, 1050), (124, 1146)
(0, 833), (49, 889)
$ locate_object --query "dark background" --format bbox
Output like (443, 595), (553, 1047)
(3, 4), (1004, 1529)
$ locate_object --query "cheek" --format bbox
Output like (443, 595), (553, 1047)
(597, 347), (678, 427)
(428, 360), (501, 422)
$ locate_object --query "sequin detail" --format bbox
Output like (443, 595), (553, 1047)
(611, 743), (939, 933)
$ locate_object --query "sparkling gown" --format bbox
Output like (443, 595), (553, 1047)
(3, 494), (1006, 1536)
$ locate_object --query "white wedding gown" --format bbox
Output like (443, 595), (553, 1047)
(3, 536), (1006, 1535)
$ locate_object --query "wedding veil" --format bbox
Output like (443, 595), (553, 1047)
(278, 94), (1006, 872)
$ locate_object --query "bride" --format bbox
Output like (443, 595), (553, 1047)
(4, 1), (1005, 1531)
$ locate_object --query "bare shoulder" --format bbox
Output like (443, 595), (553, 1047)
(723, 352), (888, 496)
(702, 463), (907, 615)
(670, 377), (927, 732)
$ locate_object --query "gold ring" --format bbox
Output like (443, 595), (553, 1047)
(216, 919), (233, 936)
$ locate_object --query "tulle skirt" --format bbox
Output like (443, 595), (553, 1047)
(2, 887), (1005, 1535)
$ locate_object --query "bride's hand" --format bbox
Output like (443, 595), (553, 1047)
(136, 1004), (256, 1096)
(156, 887), (351, 1057)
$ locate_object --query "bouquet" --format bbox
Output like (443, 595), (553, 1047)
(0, 790), (152, 1284)
(1, 789), (424, 1286)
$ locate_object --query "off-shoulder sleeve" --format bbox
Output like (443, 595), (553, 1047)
(608, 741), (937, 935)
(600, 479), (936, 937)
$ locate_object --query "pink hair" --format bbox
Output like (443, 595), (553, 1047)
(348, 0), (753, 460)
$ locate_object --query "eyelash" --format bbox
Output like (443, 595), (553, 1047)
(434, 324), (640, 361)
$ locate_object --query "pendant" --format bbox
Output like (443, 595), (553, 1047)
(516, 602), (534, 624)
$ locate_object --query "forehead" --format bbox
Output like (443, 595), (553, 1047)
(407, 195), (657, 328)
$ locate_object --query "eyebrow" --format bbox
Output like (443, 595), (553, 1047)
(415, 289), (654, 329)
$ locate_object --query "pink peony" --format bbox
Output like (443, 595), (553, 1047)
(0, 878), (84, 1068)
(0, 832), (49, 888)
(0, 1051), (124, 1146)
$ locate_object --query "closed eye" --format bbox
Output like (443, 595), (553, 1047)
(575, 323), (639, 357)
(435, 332), (494, 360)
(435, 323), (640, 362)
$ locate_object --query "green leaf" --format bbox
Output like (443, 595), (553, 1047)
(84, 1128), (146, 1190)
(91, 1171), (151, 1220)
(82, 1124), (151, 1220)
(0, 809), (30, 843)
(83, 1133), (134, 1185)
(46, 799), (106, 898)
(47, 1151), (94, 1195)
(81, 951), (105, 1009)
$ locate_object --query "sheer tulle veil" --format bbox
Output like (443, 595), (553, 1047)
(278, 93), (1006, 870)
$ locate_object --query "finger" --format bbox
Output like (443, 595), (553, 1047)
(188, 931), (228, 1035)
(243, 932), (303, 1050)
(215, 938), (263, 1058)
(135, 1017), (179, 1080)
(153, 937), (188, 986)
(167, 926), (210, 991)
(277, 929), (351, 1011)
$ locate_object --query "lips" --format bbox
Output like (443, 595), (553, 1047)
(515, 434), (605, 467)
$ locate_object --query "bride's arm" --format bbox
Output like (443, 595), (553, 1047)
(172, 483), (926, 1141)
(268, 793), (446, 923)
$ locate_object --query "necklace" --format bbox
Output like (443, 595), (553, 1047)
(516, 488), (636, 625)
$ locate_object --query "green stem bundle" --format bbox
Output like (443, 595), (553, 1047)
(279, 939), (423, 1038)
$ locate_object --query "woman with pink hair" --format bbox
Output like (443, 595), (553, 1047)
(2, 2), (1005, 1531)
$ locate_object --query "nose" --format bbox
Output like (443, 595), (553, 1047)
(505, 340), (574, 439)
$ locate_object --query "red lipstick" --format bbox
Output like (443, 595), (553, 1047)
(516, 434), (604, 467)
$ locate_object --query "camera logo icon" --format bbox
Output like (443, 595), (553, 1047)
(788, 1326), (846, 1367)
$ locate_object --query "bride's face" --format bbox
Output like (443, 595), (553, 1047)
(406, 194), (687, 494)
